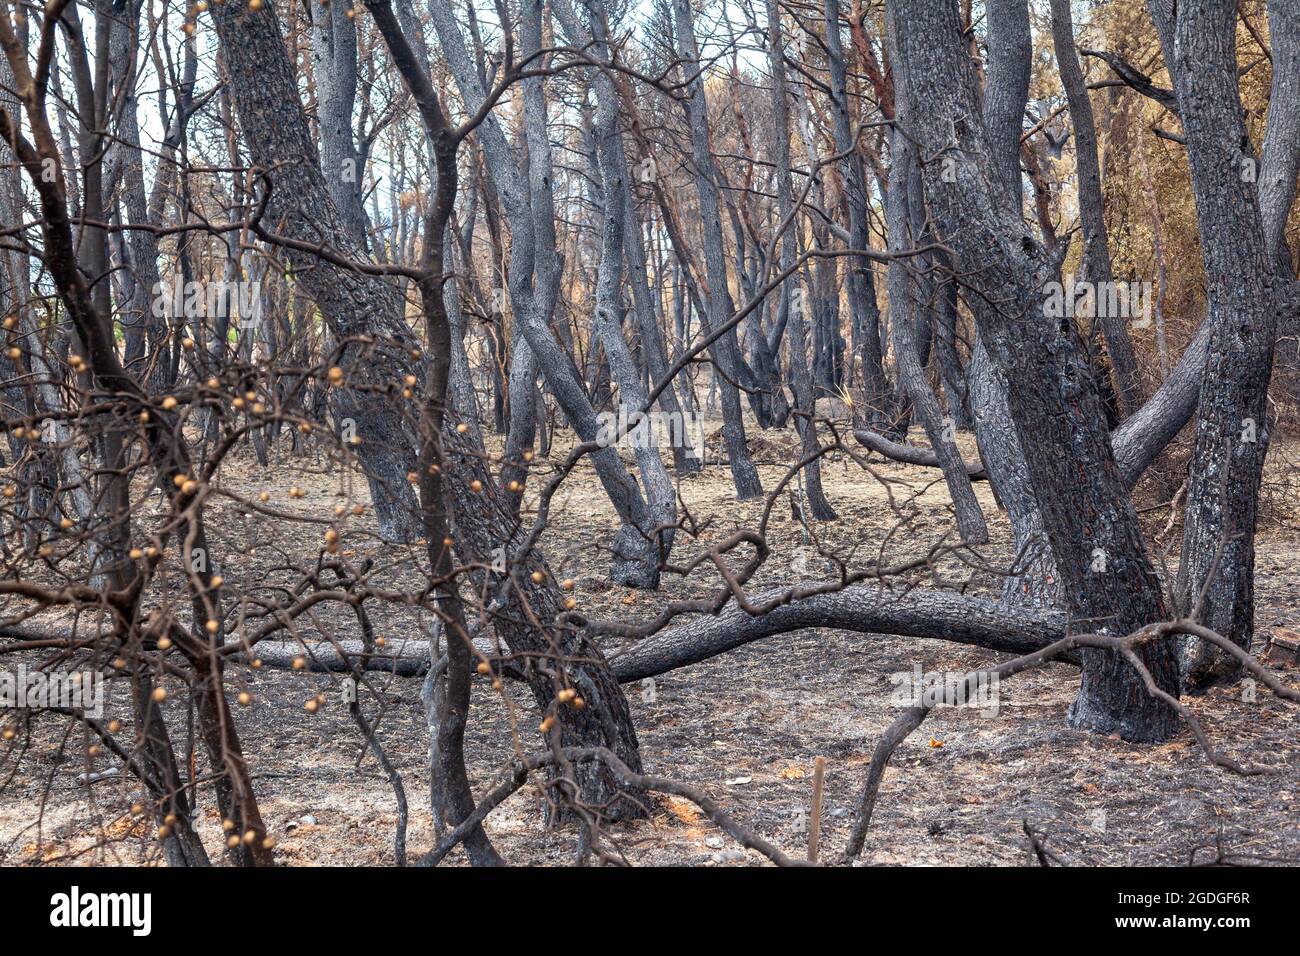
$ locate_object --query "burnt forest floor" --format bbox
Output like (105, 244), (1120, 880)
(2, 416), (1299, 866)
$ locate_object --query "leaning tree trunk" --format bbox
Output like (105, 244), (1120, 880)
(885, 94), (988, 544)
(430, 0), (669, 587)
(1048, 0), (1143, 418)
(824, 0), (892, 428)
(768, 0), (836, 520)
(209, 0), (424, 543)
(1164, 0), (1284, 687)
(365, 0), (650, 819)
(671, 0), (764, 500)
(580, 0), (677, 567)
(889, 0), (1180, 743)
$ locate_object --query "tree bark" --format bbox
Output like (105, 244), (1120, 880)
(1166, 0), (1284, 687)
(889, 0), (1180, 742)
(671, 0), (764, 499)
(209, 0), (424, 543)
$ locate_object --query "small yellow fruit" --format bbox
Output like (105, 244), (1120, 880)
(304, 698), (318, 713)
(162, 396), (178, 410)
(561, 579), (575, 591)
(530, 570), (545, 584)
(292, 656), (306, 670)
(262, 836), (276, 850)
(327, 366), (344, 384)
(107, 719), (121, 733)
(557, 688), (576, 703)
(470, 480), (483, 493)
(539, 716), (556, 733)
(251, 658), (263, 669)
(456, 423), (468, 434)
(151, 687), (167, 702)
(227, 835), (241, 848)
(476, 661), (490, 675)
(181, 336), (195, 349)
(564, 597), (577, 610)
(157, 636), (173, 650)
(112, 657), (126, 670)
(222, 819), (236, 832)
(238, 691), (252, 706)
(181, 480), (198, 495)
(173, 473), (187, 487)
(258, 491), (270, 502)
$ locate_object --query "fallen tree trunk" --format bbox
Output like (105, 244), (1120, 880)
(605, 587), (1070, 682)
(206, 584), (1073, 682)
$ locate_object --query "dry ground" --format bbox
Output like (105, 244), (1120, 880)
(2, 417), (1298, 866)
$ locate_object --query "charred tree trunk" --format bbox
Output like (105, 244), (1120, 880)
(671, 0), (764, 499)
(1166, 0), (1285, 687)
(767, 0), (835, 520)
(885, 98), (988, 544)
(890, 0), (1180, 742)
(209, 0), (424, 543)
(1048, 0), (1143, 418)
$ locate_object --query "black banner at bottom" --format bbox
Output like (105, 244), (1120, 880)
(0, 864), (1281, 943)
